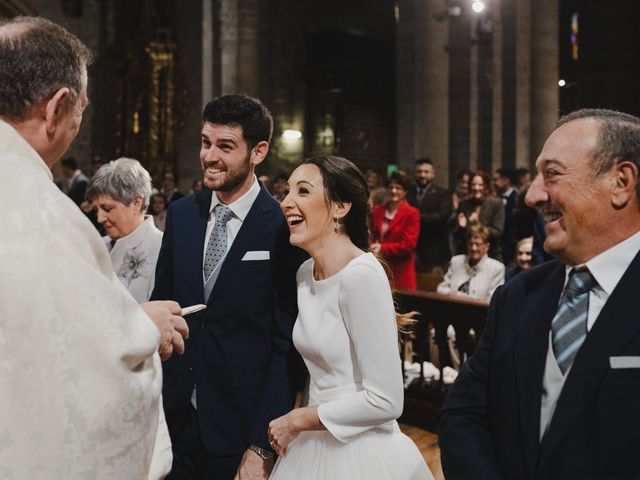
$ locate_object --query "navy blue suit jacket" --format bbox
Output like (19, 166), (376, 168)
(501, 189), (517, 263)
(438, 254), (640, 479)
(152, 185), (304, 455)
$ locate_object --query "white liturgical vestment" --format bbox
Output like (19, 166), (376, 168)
(0, 120), (171, 479)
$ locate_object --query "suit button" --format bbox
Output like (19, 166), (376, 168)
(188, 366), (195, 372)
(200, 322), (205, 329)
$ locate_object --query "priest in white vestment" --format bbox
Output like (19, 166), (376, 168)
(0, 16), (187, 479)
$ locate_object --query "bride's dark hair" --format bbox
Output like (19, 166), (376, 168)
(302, 155), (415, 333)
(302, 156), (370, 250)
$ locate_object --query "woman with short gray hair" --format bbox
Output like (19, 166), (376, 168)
(87, 157), (163, 302)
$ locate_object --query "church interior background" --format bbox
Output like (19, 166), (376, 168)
(2, 0), (640, 192)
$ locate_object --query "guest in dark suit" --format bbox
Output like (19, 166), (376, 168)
(452, 170), (505, 261)
(407, 158), (453, 273)
(61, 156), (89, 206)
(152, 95), (304, 480)
(493, 167), (518, 263)
(438, 108), (640, 479)
(370, 171), (420, 290)
(161, 169), (185, 204)
(63, 155), (106, 234)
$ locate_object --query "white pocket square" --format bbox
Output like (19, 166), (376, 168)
(609, 356), (640, 369)
(241, 250), (270, 261)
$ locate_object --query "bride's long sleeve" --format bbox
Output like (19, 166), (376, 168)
(317, 261), (404, 443)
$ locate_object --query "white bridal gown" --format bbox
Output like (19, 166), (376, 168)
(270, 253), (433, 480)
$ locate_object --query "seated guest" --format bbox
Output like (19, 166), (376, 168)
(87, 158), (163, 302)
(149, 192), (167, 232)
(370, 171), (420, 290)
(505, 236), (534, 281)
(438, 224), (505, 301)
(433, 224), (505, 371)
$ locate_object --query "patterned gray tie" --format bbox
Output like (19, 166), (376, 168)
(203, 204), (233, 279)
(551, 267), (596, 374)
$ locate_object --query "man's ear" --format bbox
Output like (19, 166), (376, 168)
(250, 140), (270, 166)
(611, 160), (638, 209)
(44, 87), (71, 136)
(333, 201), (352, 220)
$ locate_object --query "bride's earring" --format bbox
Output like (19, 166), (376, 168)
(334, 217), (340, 233)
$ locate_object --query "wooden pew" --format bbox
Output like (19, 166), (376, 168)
(396, 289), (489, 430)
(415, 272), (444, 292)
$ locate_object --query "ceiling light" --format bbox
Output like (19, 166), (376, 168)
(472, 1), (485, 13)
(282, 129), (302, 141)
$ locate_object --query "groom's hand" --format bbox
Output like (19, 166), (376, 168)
(235, 449), (275, 480)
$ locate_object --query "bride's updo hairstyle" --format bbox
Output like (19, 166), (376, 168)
(302, 156), (370, 250)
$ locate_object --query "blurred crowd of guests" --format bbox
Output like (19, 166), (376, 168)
(361, 158), (549, 302)
(57, 155), (546, 305)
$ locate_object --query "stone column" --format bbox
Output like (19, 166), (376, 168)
(469, 17), (478, 172)
(515, 0), (531, 168)
(396, 0), (417, 171)
(492, 0), (504, 172)
(202, 0), (214, 107)
(237, 0), (260, 96)
(529, 0), (558, 163)
(220, 0), (238, 94)
(448, 5), (472, 185)
(397, 0), (449, 184)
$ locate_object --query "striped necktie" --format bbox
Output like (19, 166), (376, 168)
(551, 267), (596, 374)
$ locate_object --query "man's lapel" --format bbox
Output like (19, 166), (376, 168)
(514, 262), (565, 476)
(206, 186), (274, 305)
(190, 190), (212, 302)
(540, 250), (640, 465)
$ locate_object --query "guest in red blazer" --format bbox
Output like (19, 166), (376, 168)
(370, 172), (420, 290)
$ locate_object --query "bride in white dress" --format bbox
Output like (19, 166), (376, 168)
(269, 156), (433, 479)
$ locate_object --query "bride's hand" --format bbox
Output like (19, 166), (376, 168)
(268, 410), (300, 457)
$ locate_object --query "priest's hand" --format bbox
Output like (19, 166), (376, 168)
(140, 300), (189, 360)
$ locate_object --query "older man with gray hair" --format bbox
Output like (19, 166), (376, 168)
(438, 109), (640, 479)
(0, 16), (187, 479)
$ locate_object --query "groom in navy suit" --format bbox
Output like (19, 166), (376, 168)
(438, 109), (640, 479)
(152, 95), (304, 479)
